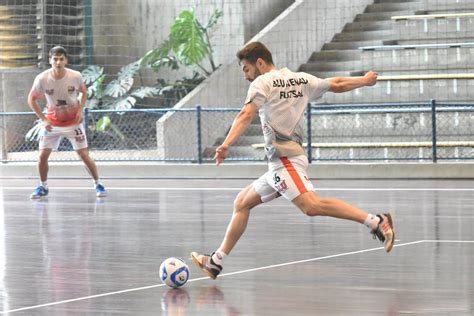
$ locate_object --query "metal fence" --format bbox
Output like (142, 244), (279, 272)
(1, 101), (473, 163)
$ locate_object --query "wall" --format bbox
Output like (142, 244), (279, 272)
(91, 0), (293, 83)
(156, 0), (374, 159)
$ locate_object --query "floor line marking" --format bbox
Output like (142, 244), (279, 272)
(3, 187), (474, 191)
(219, 240), (425, 278)
(0, 276), (209, 314)
(0, 240), (424, 314)
(423, 240), (474, 243)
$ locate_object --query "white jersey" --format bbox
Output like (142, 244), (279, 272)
(245, 67), (330, 161)
(31, 68), (84, 126)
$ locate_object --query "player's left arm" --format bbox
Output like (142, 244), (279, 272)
(329, 71), (378, 93)
(214, 102), (258, 165)
(75, 83), (88, 124)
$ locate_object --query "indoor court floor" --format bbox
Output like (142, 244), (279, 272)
(0, 178), (472, 315)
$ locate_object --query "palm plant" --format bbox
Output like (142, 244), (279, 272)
(141, 8), (223, 77)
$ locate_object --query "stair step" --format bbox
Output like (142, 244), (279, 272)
(355, 10), (419, 21)
(343, 20), (393, 32)
(300, 61), (362, 72)
(333, 29), (393, 42)
(308, 50), (361, 62)
(323, 40), (385, 50)
(374, 0), (419, 3)
(364, 2), (421, 13)
(306, 71), (364, 79)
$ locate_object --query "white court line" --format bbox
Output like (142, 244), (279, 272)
(0, 276), (208, 314)
(423, 240), (474, 243)
(3, 186), (474, 191)
(0, 240), (427, 314)
(218, 240), (425, 278)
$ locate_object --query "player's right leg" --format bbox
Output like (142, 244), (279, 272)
(191, 180), (271, 279)
(31, 130), (59, 199)
(31, 149), (53, 199)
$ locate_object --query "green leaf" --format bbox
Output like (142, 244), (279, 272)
(170, 8), (209, 65)
(114, 96), (136, 110)
(131, 87), (160, 98)
(86, 98), (100, 109)
(140, 40), (173, 68)
(96, 115), (111, 132)
(82, 65), (104, 85)
(204, 9), (223, 30)
(25, 120), (43, 141)
(150, 56), (179, 72)
(117, 61), (141, 82)
(104, 77), (134, 98)
(87, 74), (105, 99)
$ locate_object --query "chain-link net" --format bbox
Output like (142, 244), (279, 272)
(1, 0), (474, 164)
(1, 104), (473, 162)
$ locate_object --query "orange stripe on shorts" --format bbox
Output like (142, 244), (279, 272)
(280, 157), (307, 194)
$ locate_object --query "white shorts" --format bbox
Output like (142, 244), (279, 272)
(252, 155), (314, 202)
(39, 124), (88, 151)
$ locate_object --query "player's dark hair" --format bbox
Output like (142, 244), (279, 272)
(236, 42), (273, 65)
(49, 46), (68, 58)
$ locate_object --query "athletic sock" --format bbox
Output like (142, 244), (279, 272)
(40, 181), (48, 189)
(212, 250), (227, 266)
(364, 214), (381, 230)
(93, 179), (100, 186)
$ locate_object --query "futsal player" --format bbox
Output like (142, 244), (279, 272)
(28, 46), (106, 198)
(191, 42), (395, 279)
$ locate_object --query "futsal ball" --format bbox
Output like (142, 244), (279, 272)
(159, 257), (190, 288)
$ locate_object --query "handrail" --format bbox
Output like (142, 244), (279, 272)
(377, 73), (474, 80)
(392, 12), (474, 21)
(359, 42), (474, 51)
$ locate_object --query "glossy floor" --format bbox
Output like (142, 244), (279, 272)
(0, 179), (472, 315)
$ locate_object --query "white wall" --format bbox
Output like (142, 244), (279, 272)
(91, 0), (292, 83)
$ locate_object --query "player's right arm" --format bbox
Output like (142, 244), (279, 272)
(214, 102), (258, 165)
(28, 88), (52, 131)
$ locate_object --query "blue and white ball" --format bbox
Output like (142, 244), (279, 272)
(159, 257), (190, 288)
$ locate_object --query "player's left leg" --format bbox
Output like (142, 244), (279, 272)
(76, 148), (107, 197)
(217, 183), (264, 255)
(67, 124), (106, 197)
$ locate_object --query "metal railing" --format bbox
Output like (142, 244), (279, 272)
(1, 100), (473, 163)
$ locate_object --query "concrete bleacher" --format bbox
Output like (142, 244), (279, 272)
(0, 4), (37, 68)
(301, 1), (474, 104)
(360, 46), (474, 73)
(167, 0), (474, 161)
(236, 0), (474, 160)
(247, 106), (474, 161)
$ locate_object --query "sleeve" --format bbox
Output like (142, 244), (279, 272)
(306, 74), (331, 101)
(78, 73), (87, 92)
(244, 78), (267, 109)
(30, 76), (44, 99)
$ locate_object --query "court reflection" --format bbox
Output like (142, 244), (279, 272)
(36, 199), (94, 308)
(161, 288), (190, 316)
(195, 286), (240, 315)
(160, 286), (241, 315)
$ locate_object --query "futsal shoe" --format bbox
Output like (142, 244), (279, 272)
(371, 213), (395, 252)
(191, 252), (222, 279)
(31, 185), (48, 199)
(95, 183), (107, 197)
